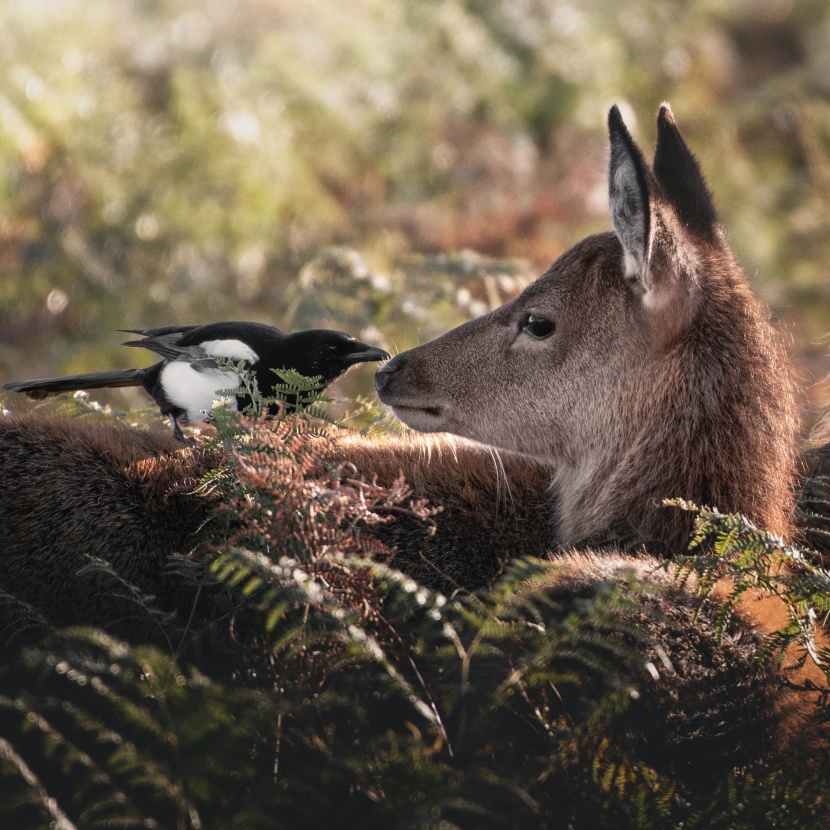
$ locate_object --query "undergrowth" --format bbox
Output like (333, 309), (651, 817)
(0, 379), (828, 828)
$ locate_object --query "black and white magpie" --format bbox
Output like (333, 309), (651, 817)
(3, 321), (390, 441)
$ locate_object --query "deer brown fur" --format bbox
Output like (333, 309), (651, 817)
(0, 414), (555, 624)
(335, 432), (553, 591)
(0, 413), (220, 633)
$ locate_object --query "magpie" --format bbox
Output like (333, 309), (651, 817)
(3, 322), (390, 441)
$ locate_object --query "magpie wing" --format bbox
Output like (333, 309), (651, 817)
(122, 331), (215, 368)
(118, 325), (197, 338)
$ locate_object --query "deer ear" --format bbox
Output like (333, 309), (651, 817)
(653, 103), (718, 240)
(608, 105), (652, 288)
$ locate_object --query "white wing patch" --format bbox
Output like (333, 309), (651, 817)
(161, 361), (241, 423)
(200, 339), (259, 364)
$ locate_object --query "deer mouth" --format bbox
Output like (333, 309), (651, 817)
(407, 404), (442, 417)
(388, 402), (447, 433)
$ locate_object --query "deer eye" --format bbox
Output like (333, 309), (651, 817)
(521, 312), (554, 339)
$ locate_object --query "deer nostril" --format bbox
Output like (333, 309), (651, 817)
(374, 353), (406, 395)
(374, 364), (394, 393)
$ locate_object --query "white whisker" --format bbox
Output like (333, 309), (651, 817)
(486, 446), (514, 515)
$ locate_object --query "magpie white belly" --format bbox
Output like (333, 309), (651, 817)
(160, 362), (240, 423)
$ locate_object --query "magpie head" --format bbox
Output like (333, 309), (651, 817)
(282, 329), (390, 385)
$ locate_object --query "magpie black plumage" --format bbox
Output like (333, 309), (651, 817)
(3, 322), (390, 441)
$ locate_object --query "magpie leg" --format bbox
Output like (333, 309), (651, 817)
(169, 415), (196, 446)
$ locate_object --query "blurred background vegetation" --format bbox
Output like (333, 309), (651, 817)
(0, 0), (829, 428)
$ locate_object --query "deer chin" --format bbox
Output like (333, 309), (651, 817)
(387, 403), (448, 433)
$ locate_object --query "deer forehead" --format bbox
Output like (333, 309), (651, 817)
(513, 239), (633, 321)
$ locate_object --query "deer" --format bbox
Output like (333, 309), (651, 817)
(360, 102), (828, 772)
(375, 103), (798, 555)
(0, 104), (827, 778)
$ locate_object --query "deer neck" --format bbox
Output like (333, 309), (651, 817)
(550, 376), (690, 550)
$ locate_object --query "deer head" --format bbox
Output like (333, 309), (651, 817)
(376, 105), (797, 550)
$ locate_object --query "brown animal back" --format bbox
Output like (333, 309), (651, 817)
(335, 432), (554, 591)
(0, 413), (218, 634)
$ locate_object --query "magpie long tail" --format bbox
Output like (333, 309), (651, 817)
(3, 369), (144, 400)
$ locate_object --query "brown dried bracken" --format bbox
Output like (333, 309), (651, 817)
(214, 416), (436, 691)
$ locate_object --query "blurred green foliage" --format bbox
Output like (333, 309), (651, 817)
(0, 0), (829, 417)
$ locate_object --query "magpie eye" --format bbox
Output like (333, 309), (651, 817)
(521, 312), (554, 339)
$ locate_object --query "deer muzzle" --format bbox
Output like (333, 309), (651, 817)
(375, 352), (447, 432)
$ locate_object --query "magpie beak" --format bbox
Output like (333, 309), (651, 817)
(342, 346), (391, 366)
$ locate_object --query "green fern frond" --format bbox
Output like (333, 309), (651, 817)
(665, 499), (830, 712)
